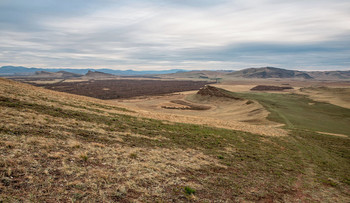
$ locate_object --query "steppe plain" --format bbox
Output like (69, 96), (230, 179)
(1, 71), (350, 202)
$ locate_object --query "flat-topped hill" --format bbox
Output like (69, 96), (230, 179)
(34, 70), (82, 78)
(250, 85), (294, 91)
(228, 67), (313, 79)
(84, 70), (115, 78)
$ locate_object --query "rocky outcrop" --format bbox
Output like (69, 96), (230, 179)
(197, 85), (242, 100)
(250, 85), (294, 91)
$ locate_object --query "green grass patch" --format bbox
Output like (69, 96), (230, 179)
(184, 186), (196, 195)
(225, 92), (350, 136)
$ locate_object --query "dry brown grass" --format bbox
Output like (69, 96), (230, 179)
(0, 78), (240, 202)
(0, 78), (226, 201)
(0, 133), (222, 201)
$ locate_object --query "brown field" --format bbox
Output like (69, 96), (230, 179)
(250, 85), (293, 91)
(28, 79), (213, 100)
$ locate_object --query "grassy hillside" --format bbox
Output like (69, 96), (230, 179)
(228, 91), (350, 136)
(0, 78), (349, 202)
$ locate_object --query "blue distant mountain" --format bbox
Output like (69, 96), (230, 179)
(0, 66), (188, 76)
(2, 66), (349, 80)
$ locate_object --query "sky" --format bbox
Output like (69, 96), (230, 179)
(0, 0), (349, 71)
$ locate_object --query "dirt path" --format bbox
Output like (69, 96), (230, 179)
(317, 131), (349, 138)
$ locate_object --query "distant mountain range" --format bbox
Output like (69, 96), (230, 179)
(162, 67), (350, 80)
(227, 67), (312, 79)
(84, 70), (115, 78)
(33, 71), (82, 78)
(1, 65), (349, 80)
(307, 71), (350, 80)
(0, 66), (186, 76)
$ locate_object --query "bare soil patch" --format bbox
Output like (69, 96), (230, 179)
(27, 79), (213, 100)
(250, 85), (293, 91)
(317, 131), (349, 138)
(161, 100), (211, 110)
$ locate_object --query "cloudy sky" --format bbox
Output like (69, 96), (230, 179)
(0, 0), (349, 70)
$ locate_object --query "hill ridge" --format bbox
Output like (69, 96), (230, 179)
(228, 66), (313, 79)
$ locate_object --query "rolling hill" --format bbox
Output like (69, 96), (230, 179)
(33, 71), (82, 78)
(227, 67), (313, 79)
(84, 70), (116, 78)
(2, 66), (350, 80)
(158, 67), (350, 80)
(0, 66), (186, 76)
(307, 70), (350, 80)
(0, 77), (349, 202)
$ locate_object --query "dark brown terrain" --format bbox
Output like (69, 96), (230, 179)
(32, 79), (214, 99)
(250, 85), (294, 91)
(161, 100), (211, 110)
(197, 85), (243, 100)
(84, 70), (116, 78)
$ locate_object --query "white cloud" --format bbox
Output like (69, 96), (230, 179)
(0, 0), (349, 70)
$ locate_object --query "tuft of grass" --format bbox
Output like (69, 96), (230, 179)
(80, 154), (88, 162)
(246, 100), (254, 105)
(129, 153), (137, 159)
(217, 155), (224, 159)
(184, 186), (196, 195)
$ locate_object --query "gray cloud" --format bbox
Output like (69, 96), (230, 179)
(0, 0), (349, 70)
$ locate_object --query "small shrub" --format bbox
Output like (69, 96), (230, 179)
(320, 178), (338, 187)
(218, 155), (224, 159)
(72, 144), (80, 149)
(246, 100), (254, 105)
(184, 186), (196, 195)
(73, 193), (84, 200)
(129, 153), (137, 159)
(80, 154), (88, 162)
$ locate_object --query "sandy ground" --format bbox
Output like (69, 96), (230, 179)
(112, 90), (287, 137)
(297, 88), (350, 109)
(317, 131), (349, 138)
